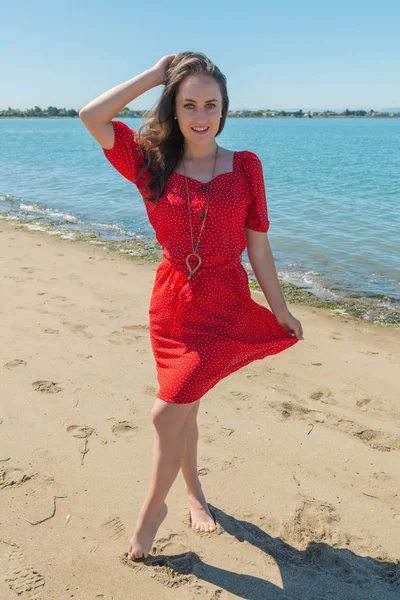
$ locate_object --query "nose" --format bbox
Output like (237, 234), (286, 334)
(193, 108), (207, 121)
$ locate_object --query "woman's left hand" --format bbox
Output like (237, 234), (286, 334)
(275, 310), (304, 340)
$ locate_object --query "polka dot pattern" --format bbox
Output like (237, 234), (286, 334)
(103, 120), (299, 404)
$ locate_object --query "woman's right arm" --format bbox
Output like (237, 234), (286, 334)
(79, 69), (161, 149)
(79, 55), (176, 149)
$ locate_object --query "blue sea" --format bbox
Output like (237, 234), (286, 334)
(1, 117), (399, 322)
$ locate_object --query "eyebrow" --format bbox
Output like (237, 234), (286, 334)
(182, 98), (219, 103)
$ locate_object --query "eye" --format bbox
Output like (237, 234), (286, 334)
(183, 103), (217, 109)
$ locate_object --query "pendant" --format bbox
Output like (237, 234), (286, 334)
(186, 252), (202, 280)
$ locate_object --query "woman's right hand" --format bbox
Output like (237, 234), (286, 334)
(152, 54), (178, 85)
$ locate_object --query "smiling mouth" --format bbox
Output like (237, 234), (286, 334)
(191, 127), (209, 133)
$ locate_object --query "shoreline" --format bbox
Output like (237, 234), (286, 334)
(1, 214), (398, 328)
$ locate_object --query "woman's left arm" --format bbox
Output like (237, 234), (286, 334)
(245, 228), (304, 340)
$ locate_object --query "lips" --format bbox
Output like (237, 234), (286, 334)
(191, 127), (209, 134)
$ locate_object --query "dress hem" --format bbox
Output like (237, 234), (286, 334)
(155, 335), (299, 405)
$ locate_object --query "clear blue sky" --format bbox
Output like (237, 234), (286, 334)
(2, 0), (399, 112)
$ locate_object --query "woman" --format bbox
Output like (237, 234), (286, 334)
(79, 52), (304, 561)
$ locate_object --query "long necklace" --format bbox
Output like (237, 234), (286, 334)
(183, 145), (219, 281)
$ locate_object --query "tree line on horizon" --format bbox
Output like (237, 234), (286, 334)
(1, 106), (399, 118)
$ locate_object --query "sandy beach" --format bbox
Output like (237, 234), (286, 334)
(1, 218), (399, 599)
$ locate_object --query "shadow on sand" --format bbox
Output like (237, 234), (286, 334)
(133, 503), (399, 599)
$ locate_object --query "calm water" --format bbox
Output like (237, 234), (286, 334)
(1, 117), (399, 314)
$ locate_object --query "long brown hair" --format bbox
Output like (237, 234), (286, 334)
(135, 52), (229, 204)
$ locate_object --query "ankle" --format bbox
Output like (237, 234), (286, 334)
(140, 498), (167, 515)
(186, 483), (203, 498)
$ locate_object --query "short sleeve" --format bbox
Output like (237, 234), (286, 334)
(242, 151), (270, 233)
(102, 120), (150, 189)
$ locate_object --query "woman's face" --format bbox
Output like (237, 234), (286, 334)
(174, 74), (223, 146)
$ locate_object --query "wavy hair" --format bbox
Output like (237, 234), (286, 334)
(135, 52), (229, 204)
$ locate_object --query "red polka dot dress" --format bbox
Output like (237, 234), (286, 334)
(103, 120), (299, 404)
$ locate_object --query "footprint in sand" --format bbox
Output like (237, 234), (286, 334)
(352, 428), (400, 452)
(122, 533), (200, 588)
(269, 399), (400, 452)
(2, 545), (45, 598)
(32, 380), (62, 394)
(356, 397), (372, 409)
(67, 425), (94, 439)
(279, 496), (345, 548)
(63, 321), (93, 339)
(355, 397), (400, 420)
(197, 467), (210, 476)
(310, 389), (336, 405)
(111, 421), (138, 437)
(4, 359), (27, 369)
(32, 381), (62, 394)
(0, 465), (34, 489)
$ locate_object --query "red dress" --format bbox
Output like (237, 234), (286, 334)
(103, 120), (299, 404)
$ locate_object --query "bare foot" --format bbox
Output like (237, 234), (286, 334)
(188, 489), (216, 532)
(128, 502), (168, 560)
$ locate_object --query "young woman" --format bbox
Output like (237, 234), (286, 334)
(79, 52), (304, 561)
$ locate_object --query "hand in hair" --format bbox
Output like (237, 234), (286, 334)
(152, 54), (178, 85)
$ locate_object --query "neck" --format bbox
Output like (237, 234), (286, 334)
(183, 140), (218, 161)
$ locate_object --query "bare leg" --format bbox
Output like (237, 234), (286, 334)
(180, 402), (216, 532)
(128, 398), (199, 560)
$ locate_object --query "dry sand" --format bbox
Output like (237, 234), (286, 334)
(1, 219), (399, 599)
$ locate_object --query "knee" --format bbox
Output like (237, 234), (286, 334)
(151, 404), (186, 431)
(150, 399), (200, 430)
(184, 401), (200, 424)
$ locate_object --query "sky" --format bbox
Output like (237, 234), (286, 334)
(2, 0), (399, 112)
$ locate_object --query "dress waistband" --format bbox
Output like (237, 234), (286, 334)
(162, 250), (241, 271)
(161, 251), (241, 303)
